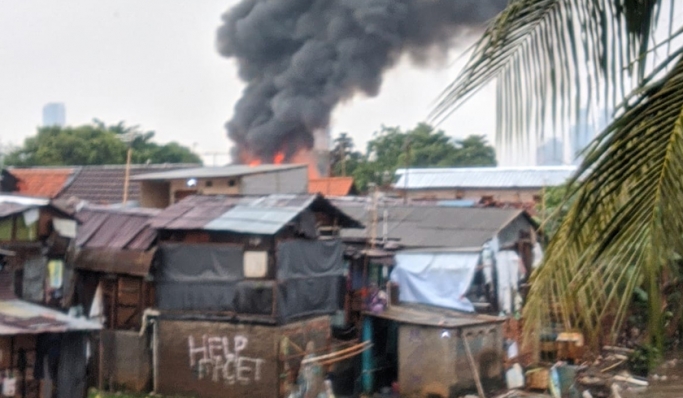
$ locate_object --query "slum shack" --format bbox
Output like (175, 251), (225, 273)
(147, 194), (362, 398)
(0, 195), (76, 308)
(336, 203), (541, 315)
(0, 248), (100, 398)
(363, 304), (505, 398)
(71, 206), (159, 330)
(69, 206), (160, 393)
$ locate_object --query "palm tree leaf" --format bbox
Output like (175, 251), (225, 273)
(523, 57), (683, 349)
(432, 0), (680, 164)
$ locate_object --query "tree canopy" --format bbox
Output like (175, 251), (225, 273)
(331, 123), (496, 192)
(5, 120), (202, 166)
(436, 0), (683, 357)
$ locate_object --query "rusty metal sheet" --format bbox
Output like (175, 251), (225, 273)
(366, 303), (504, 328)
(74, 248), (156, 277)
(150, 195), (243, 230)
(204, 195), (317, 235)
(76, 208), (158, 250)
(0, 203), (32, 219)
(0, 299), (101, 335)
(75, 211), (109, 247)
(338, 204), (527, 249)
(152, 194), (362, 233)
(126, 227), (157, 251)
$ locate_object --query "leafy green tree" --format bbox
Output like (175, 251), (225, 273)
(536, 182), (577, 240)
(6, 121), (202, 166)
(330, 132), (363, 177)
(434, 0), (683, 355)
(342, 123), (496, 192)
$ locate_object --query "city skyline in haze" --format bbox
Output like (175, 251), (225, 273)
(0, 1), (497, 166)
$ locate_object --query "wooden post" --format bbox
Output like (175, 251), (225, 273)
(462, 332), (486, 398)
(98, 333), (104, 391)
(123, 146), (132, 204)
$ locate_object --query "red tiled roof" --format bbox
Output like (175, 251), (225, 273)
(308, 177), (356, 196)
(11, 169), (75, 198)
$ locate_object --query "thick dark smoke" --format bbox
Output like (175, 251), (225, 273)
(217, 0), (507, 162)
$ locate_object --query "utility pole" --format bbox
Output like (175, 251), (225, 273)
(369, 184), (378, 249)
(340, 140), (346, 177)
(403, 138), (411, 205)
(123, 146), (132, 204)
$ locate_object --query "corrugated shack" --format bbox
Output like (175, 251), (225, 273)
(0, 249), (101, 398)
(335, 202), (541, 396)
(147, 194), (362, 398)
(68, 206), (160, 393)
(364, 304), (505, 397)
(337, 203), (541, 316)
(0, 195), (77, 308)
(71, 206), (159, 330)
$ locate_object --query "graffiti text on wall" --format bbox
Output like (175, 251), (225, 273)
(188, 335), (266, 385)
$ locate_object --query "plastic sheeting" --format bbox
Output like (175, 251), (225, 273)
(495, 250), (522, 315)
(155, 244), (255, 312)
(23, 257), (46, 302)
(56, 333), (88, 398)
(276, 240), (345, 322)
(156, 240), (345, 323)
(391, 251), (480, 313)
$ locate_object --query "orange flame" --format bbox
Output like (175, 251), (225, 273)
(290, 149), (321, 180)
(239, 148), (320, 180)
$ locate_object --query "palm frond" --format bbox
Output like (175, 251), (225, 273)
(524, 57), (683, 350)
(432, 0), (682, 165)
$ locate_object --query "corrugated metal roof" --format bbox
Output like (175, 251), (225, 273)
(366, 304), (504, 328)
(76, 207), (160, 250)
(336, 203), (528, 249)
(131, 164), (306, 181)
(0, 299), (101, 335)
(0, 203), (33, 219)
(394, 166), (577, 190)
(150, 195), (244, 230)
(0, 195), (49, 206)
(205, 195), (317, 234)
(152, 194), (363, 234)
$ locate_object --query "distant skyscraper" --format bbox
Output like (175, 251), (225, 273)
(570, 108), (611, 164)
(536, 137), (565, 166)
(42, 103), (66, 127)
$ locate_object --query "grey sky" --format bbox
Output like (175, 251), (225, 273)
(0, 0), (495, 166)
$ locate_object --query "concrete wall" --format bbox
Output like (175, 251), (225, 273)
(140, 167), (308, 208)
(156, 316), (330, 398)
(242, 168), (308, 195)
(140, 181), (171, 208)
(101, 330), (151, 392)
(398, 323), (504, 398)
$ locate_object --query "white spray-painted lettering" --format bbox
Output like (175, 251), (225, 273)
(188, 334), (265, 385)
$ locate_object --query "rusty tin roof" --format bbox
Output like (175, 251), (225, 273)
(152, 194), (362, 234)
(0, 299), (101, 335)
(76, 206), (160, 251)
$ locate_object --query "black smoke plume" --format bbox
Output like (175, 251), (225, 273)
(217, 0), (507, 162)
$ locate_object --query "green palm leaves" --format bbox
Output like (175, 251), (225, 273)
(435, 0), (683, 351)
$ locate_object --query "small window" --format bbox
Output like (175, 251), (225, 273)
(205, 180), (213, 187)
(228, 179), (236, 187)
(244, 251), (268, 278)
